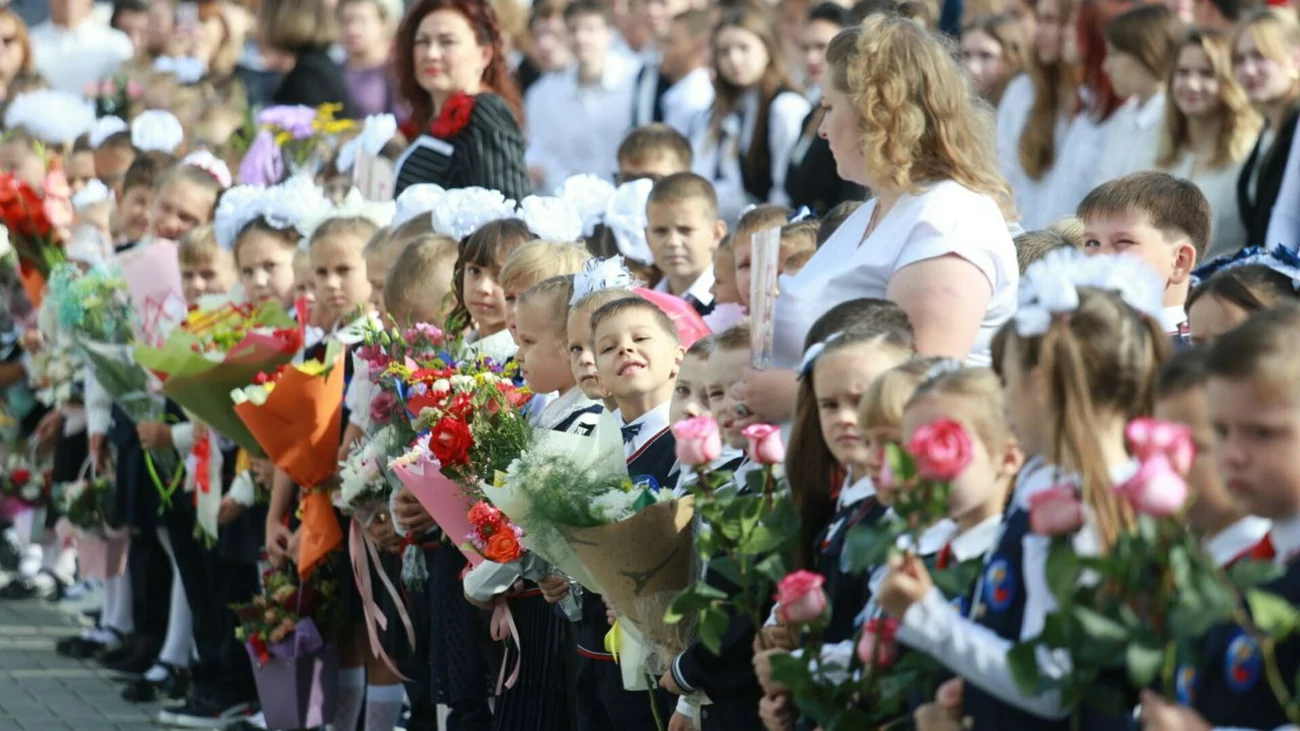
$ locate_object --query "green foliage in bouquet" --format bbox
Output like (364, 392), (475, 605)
(666, 462), (798, 655)
(232, 561), (345, 664)
(58, 474), (116, 532)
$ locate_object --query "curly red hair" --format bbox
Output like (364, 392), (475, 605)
(393, 0), (523, 131)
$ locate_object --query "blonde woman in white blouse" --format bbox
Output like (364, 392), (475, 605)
(1156, 28), (1261, 261)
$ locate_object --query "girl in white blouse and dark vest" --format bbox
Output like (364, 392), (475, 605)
(690, 6), (810, 223)
(1155, 29), (1261, 262)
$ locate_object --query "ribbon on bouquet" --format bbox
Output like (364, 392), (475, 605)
(186, 429), (224, 540)
(490, 598), (522, 692)
(348, 517), (415, 681)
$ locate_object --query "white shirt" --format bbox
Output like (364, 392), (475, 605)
(1270, 514), (1300, 566)
(691, 89), (811, 223)
(337, 313), (382, 430)
(1162, 151), (1251, 262)
(1205, 516), (1272, 568)
(996, 74), (1076, 231)
(467, 328), (518, 366)
(1159, 305), (1187, 336)
(29, 19), (133, 96)
(1267, 124), (1300, 252)
(525, 53), (641, 191)
(533, 386), (602, 432)
(771, 180), (1019, 370)
(653, 265), (715, 310)
(618, 402), (671, 460)
(632, 65), (714, 142)
(1093, 93), (1166, 189)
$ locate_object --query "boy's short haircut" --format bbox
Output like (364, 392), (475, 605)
(673, 7), (711, 37)
(530, 0), (565, 27)
(389, 213), (435, 249)
(1156, 345), (1209, 398)
(685, 333), (715, 359)
(563, 0), (611, 24)
(779, 220), (819, 270)
(712, 323), (752, 352)
(1205, 302), (1300, 396)
(383, 233), (460, 317)
(647, 172), (719, 219)
(617, 124), (693, 170)
(1077, 171), (1212, 260)
(818, 200), (863, 246)
(805, 297), (915, 351)
(501, 240), (592, 293)
(590, 296), (681, 345)
(1049, 215), (1086, 247)
(1013, 229), (1075, 273)
(735, 204), (793, 238)
(98, 130), (134, 152)
(518, 275), (576, 337)
(177, 224), (226, 266)
(122, 151), (179, 194)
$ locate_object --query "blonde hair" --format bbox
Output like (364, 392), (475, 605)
(308, 216), (381, 251)
(518, 275), (576, 337)
(735, 204), (792, 239)
(1050, 215), (1085, 245)
(1157, 29), (1262, 169)
(178, 224), (226, 266)
(499, 240), (591, 293)
(1232, 7), (1300, 67)
(859, 357), (951, 431)
(778, 220), (818, 272)
(831, 19), (1016, 219)
(383, 234), (459, 322)
(908, 367), (1013, 456)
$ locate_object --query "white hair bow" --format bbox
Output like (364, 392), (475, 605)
(131, 110), (185, 154)
(337, 114), (398, 173)
(3, 90), (96, 145)
(392, 183), (446, 230)
(517, 196), (582, 242)
(555, 174), (615, 237)
(180, 150), (232, 189)
(428, 187), (516, 241)
(1014, 248), (1163, 337)
(153, 56), (207, 85)
(71, 179), (112, 212)
(603, 179), (655, 265)
(571, 256), (638, 305)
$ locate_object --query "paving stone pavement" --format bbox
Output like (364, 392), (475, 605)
(0, 597), (157, 731)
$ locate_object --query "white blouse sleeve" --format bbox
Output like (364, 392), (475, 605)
(345, 351), (374, 431)
(766, 91), (813, 206)
(995, 74), (1034, 178)
(892, 185), (1013, 294)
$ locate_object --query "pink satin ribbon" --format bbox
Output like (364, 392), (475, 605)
(490, 599), (522, 692)
(348, 518), (416, 681)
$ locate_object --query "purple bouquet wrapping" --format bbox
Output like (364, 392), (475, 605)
(247, 618), (339, 729)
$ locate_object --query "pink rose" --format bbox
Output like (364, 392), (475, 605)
(673, 416), (722, 467)
(126, 81), (143, 99)
(856, 618), (900, 669)
(1114, 454), (1188, 518)
(905, 419), (973, 481)
(1028, 485), (1085, 536)
(742, 423), (786, 465)
(774, 570), (828, 624)
(1126, 418), (1195, 476)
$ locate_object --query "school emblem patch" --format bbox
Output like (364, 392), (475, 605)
(633, 475), (660, 493)
(1174, 665), (1197, 705)
(982, 557), (1014, 612)
(1224, 632), (1262, 692)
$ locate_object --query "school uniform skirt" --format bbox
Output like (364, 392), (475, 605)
(492, 584), (574, 731)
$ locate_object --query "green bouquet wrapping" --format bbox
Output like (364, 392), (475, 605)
(134, 299), (301, 458)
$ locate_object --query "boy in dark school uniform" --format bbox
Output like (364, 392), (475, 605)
(575, 296), (684, 731)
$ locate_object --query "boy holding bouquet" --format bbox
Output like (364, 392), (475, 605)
(576, 295), (683, 731)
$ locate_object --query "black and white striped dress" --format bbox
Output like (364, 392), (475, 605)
(394, 92), (531, 201)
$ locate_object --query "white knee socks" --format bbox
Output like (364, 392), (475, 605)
(155, 528), (193, 669)
(333, 666), (366, 731)
(102, 571), (134, 635)
(364, 683), (405, 731)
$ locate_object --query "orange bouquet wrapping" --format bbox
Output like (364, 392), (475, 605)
(234, 346), (345, 578)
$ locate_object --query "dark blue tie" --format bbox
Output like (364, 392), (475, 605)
(621, 423), (642, 445)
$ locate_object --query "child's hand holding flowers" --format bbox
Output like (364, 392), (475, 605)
(877, 552), (936, 618)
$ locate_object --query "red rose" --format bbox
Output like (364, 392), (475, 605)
(447, 392), (474, 419)
(429, 417), (473, 466)
(468, 501), (502, 528)
(430, 93), (476, 139)
(11, 469), (31, 485)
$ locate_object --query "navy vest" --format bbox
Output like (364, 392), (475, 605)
(1192, 558), (1300, 727)
(816, 496), (887, 644)
(961, 508), (1131, 731)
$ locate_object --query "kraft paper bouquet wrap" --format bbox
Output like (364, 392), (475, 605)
(233, 342), (345, 579)
(135, 298), (301, 458)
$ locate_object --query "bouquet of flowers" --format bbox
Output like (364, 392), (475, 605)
(85, 74), (140, 118)
(337, 424), (400, 514)
(135, 298), (302, 457)
(233, 562), (343, 729)
(0, 452), (44, 506)
(0, 170), (70, 280)
(355, 319), (464, 444)
(29, 342), (80, 408)
(238, 104), (358, 186)
(233, 344), (346, 579)
(56, 470), (127, 578)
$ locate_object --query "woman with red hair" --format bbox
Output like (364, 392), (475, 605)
(392, 0), (530, 200)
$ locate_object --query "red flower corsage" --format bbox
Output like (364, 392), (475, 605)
(431, 92), (476, 139)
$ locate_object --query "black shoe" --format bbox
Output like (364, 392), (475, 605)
(94, 637), (134, 666)
(56, 628), (122, 659)
(120, 664), (189, 703)
(100, 639), (157, 679)
(0, 578), (40, 599)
